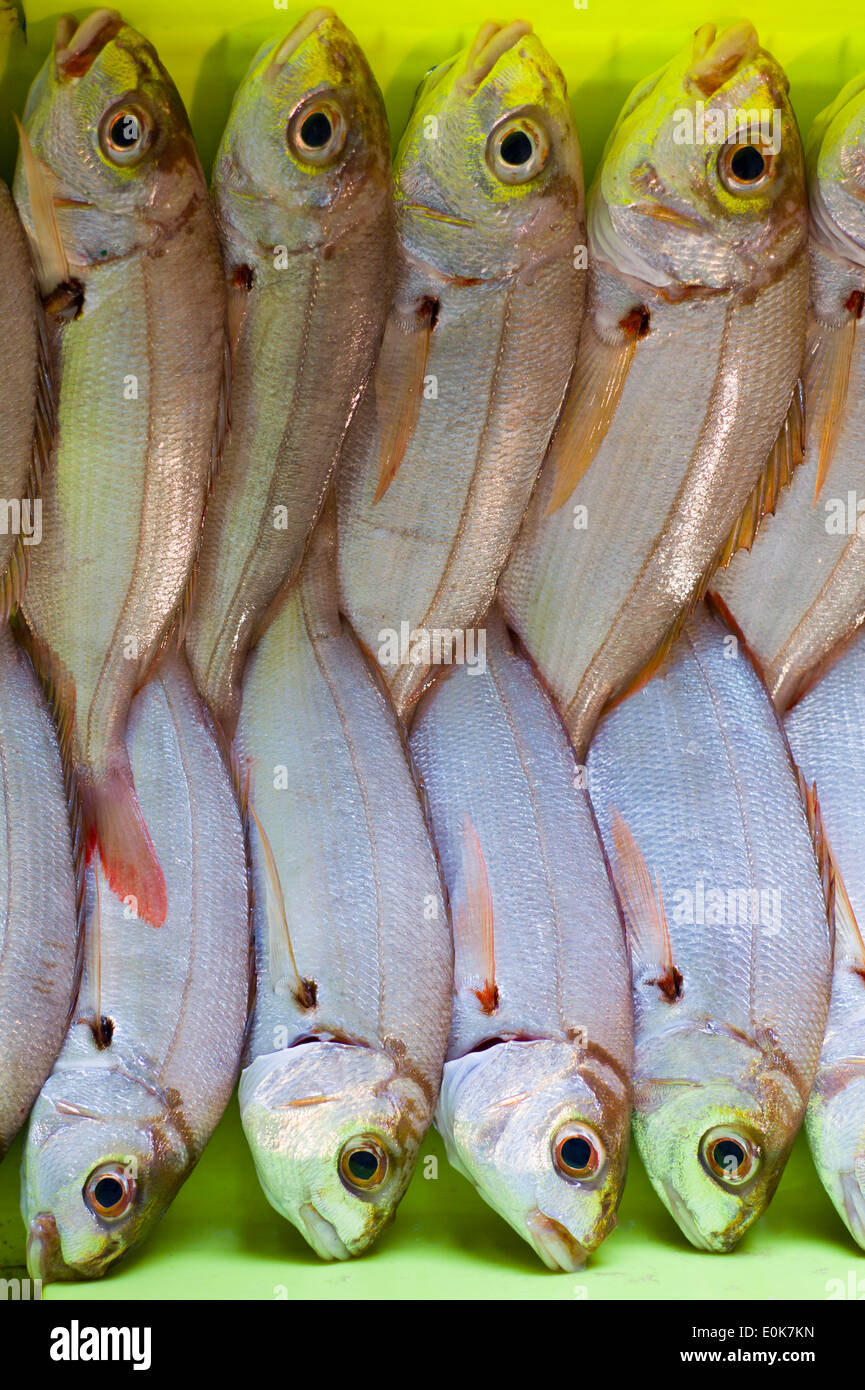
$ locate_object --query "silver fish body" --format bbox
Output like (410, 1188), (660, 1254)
(0, 625), (77, 1158)
(715, 75), (865, 710)
(586, 602), (831, 1251)
(185, 10), (394, 738)
(236, 507), (452, 1260)
(22, 653), (250, 1281)
(785, 627), (865, 1247)
(409, 609), (632, 1269)
(13, 11), (227, 927)
(500, 22), (808, 758)
(337, 21), (586, 718)
(0, 177), (40, 610)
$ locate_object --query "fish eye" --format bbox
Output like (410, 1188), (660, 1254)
(719, 141), (773, 194)
(552, 1123), (606, 1183)
(700, 1126), (761, 1188)
(338, 1137), (389, 1194)
(486, 114), (549, 185)
(83, 1163), (136, 1221)
(288, 96), (346, 167)
(99, 103), (152, 166)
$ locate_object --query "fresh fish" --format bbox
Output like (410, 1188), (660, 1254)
(337, 20), (586, 719)
(409, 610), (632, 1270)
(13, 10), (227, 927)
(784, 627), (865, 1247)
(185, 9), (394, 740)
(235, 504), (452, 1260)
(500, 21), (809, 759)
(714, 75), (865, 710)
(0, 625), (78, 1159)
(23, 654), (249, 1282)
(0, 175), (43, 613)
(586, 602), (832, 1251)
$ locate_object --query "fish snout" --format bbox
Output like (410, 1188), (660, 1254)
(266, 8), (337, 78)
(27, 1212), (72, 1284)
(842, 1170), (865, 1249)
(525, 1211), (588, 1272)
(54, 9), (124, 82)
(299, 1202), (352, 1261)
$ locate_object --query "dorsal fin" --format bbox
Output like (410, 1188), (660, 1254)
(248, 797), (316, 1010)
(609, 808), (682, 1002)
(372, 299), (436, 503)
(453, 814), (498, 1015)
(805, 295), (863, 503)
(546, 309), (649, 516)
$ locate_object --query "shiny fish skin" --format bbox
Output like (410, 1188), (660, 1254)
(715, 75), (865, 710)
(0, 178), (39, 609)
(185, 10), (394, 739)
(22, 655), (250, 1282)
(0, 625), (77, 1158)
(501, 22), (808, 759)
(337, 20), (586, 719)
(784, 628), (865, 1247)
(13, 10), (227, 927)
(235, 507), (452, 1260)
(409, 610), (632, 1270)
(586, 603), (831, 1251)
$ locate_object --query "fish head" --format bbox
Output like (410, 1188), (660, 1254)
(396, 20), (584, 280)
(239, 1040), (430, 1260)
(438, 1040), (630, 1270)
(589, 20), (806, 292)
(634, 1075), (797, 1252)
(213, 9), (391, 248)
(22, 1071), (190, 1282)
(807, 73), (865, 264)
(14, 9), (205, 277)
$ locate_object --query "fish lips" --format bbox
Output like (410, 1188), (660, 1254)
(27, 1210), (128, 1283)
(525, 1210), (590, 1271)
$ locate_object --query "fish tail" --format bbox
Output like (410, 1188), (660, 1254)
(78, 763), (167, 929)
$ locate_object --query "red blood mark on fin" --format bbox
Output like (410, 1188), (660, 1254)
(79, 767), (167, 928)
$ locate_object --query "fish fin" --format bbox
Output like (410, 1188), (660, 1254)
(795, 771), (836, 933)
(687, 20), (759, 96)
(79, 869), (113, 1048)
(227, 263), (253, 359)
(806, 296), (863, 503)
(604, 384), (804, 713)
(247, 797), (316, 1010)
(453, 814), (498, 1014)
(609, 808), (682, 1001)
(77, 766), (167, 929)
(545, 311), (649, 516)
(372, 299), (435, 504)
(13, 114), (69, 293)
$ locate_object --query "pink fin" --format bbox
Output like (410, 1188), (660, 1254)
(79, 767), (167, 928)
(610, 808), (682, 1002)
(454, 814), (498, 1014)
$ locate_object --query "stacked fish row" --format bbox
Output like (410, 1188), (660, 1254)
(1, 4), (864, 1281)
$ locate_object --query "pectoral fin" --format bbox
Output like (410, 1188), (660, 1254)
(372, 300), (435, 503)
(453, 814), (498, 1014)
(806, 296), (863, 503)
(248, 798), (316, 1009)
(609, 808), (681, 1002)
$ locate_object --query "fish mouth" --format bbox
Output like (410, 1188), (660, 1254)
(54, 8), (125, 82)
(687, 21), (761, 99)
(662, 1182), (718, 1252)
(266, 8), (336, 77)
(525, 1210), (588, 1271)
(27, 1213), (78, 1284)
(841, 1172), (865, 1248)
(460, 20), (533, 95)
(299, 1202), (352, 1261)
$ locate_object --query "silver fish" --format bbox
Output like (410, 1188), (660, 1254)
(409, 609), (632, 1270)
(185, 9), (394, 739)
(714, 74), (865, 710)
(0, 624), (77, 1159)
(235, 503), (452, 1260)
(784, 626), (865, 1247)
(586, 602), (832, 1251)
(500, 21), (808, 758)
(23, 654), (250, 1282)
(337, 20), (586, 719)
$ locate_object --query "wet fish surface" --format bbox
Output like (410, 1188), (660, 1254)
(13, 9), (227, 926)
(586, 602), (831, 1251)
(22, 654), (250, 1282)
(501, 21), (809, 758)
(785, 627), (865, 1247)
(0, 625), (78, 1159)
(337, 19), (586, 718)
(715, 74), (865, 710)
(185, 8), (394, 740)
(409, 609), (632, 1270)
(235, 504), (452, 1260)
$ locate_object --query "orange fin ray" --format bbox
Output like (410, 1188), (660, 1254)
(610, 809), (681, 1001)
(79, 767), (168, 929)
(795, 771), (839, 956)
(372, 301), (434, 504)
(805, 300), (862, 503)
(454, 814), (498, 1014)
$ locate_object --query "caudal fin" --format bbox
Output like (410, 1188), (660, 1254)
(78, 766), (167, 928)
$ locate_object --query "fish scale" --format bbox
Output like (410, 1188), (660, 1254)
(0, 179), (40, 611)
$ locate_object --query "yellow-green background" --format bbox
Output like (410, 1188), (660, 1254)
(2, 0), (864, 1301)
